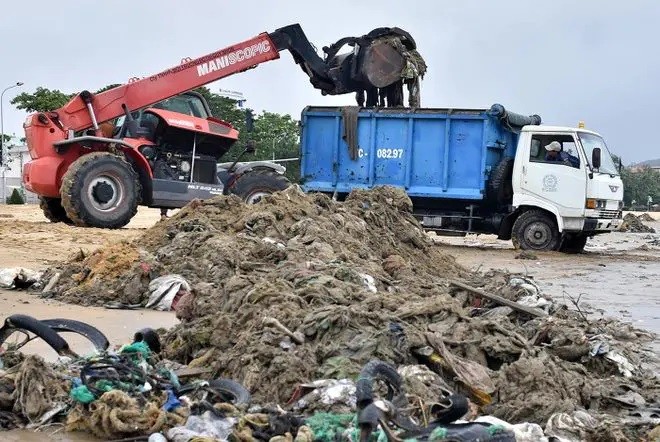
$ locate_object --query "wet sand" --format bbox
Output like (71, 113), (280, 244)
(432, 220), (660, 340)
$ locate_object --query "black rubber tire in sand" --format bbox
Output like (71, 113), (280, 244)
(60, 152), (141, 229)
(511, 209), (560, 252)
(177, 378), (251, 407)
(39, 197), (73, 224)
(355, 359), (404, 409)
(0, 314), (72, 356)
(229, 169), (290, 204)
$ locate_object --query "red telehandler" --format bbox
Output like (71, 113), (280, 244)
(20, 24), (422, 228)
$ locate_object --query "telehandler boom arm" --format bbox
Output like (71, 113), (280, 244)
(43, 23), (424, 135)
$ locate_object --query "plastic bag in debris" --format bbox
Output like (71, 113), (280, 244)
(604, 351), (636, 378)
(517, 295), (552, 311)
(145, 274), (191, 311)
(589, 338), (636, 377)
(508, 277), (540, 297)
(0, 268), (41, 289)
(166, 411), (237, 442)
(359, 273), (377, 293)
(466, 416), (548, 442)
(292, 379), (356, 412)
(544, 410), (598, 442)
(509, 276), (552, 311)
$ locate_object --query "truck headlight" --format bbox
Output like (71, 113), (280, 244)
(585, 199), (607, 209)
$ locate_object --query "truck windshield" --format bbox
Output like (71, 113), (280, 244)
(112, 93), (209, 131)
(152, 94), (209, 118)
(578, 132), (619, 175)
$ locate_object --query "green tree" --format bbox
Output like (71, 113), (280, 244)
(10, 87), (74, 113)
(193, 87), (301, 182)
(251, 111), (300, 182)
(10, 84), (123, 113)
(6, 188), (25, 205)
(614, 155), (660, 208)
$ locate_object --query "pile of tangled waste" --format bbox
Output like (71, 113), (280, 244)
(620, 213), (656, 233)
(2, 186), (659, 441)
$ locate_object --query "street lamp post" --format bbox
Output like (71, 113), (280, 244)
(1, 82), (24, 203)
(272, 133), (287, 161)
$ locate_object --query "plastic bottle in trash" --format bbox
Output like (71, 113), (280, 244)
(148, 433), (167, 442)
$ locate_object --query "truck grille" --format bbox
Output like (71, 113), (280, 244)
(597, 209), (622, 219)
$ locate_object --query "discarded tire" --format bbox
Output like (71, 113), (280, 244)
(60, 152), (141, 229)
(41, 318), (110, 353)
(178, 378), (251, 407)
(207, 378), (251, 406)
(0, 314), (73, 356)
(229, 169), (291, 204)
(511, 210), (560, 252)
(39, 196), (73, 224)
(355, 359), (403, 409)
(431, 393), (469, 424)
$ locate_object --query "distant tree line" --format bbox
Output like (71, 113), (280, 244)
(612, 154), (660, 209)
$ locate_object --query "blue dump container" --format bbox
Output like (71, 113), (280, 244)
(299, 104), (539, 201)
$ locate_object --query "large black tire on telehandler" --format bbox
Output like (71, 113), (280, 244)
(60, 152), (141, 229)
(39, 196), (73, 224)
(228, 169), (291, 204)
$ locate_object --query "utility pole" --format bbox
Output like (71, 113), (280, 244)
(1, 81), (24, 203)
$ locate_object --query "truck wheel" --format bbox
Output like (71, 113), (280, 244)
(228, 169), (290, 204)
(39, 197), (73, 224)
(560, 234), (588, 254)
(511, 209), (560, 251)
(60, 152), (141, 229)
(489, 158), (514, 205)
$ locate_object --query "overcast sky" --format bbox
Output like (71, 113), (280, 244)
(1, 0), (658, 163)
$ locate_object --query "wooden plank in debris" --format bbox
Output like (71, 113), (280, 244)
(449, 279), (548, 318)
(174, 367), (214, 378)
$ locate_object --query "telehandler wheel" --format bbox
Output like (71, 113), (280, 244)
(229, 169), (291, 204)
(39, 197), (73, 224)
(60, 152), (141, 229)
(511, 209), (560, 252)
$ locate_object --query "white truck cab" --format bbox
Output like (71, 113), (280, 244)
(509, 125), (623, 252)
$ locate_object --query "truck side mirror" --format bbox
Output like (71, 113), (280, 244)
(592, 147), (601, 169)
(618, 157), (623, 173)
(245, 110), (254, 133)
(245, 140), (257, 154)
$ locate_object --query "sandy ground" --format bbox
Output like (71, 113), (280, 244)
(1, 205), (659, 440)
(0, 205), (180, 357)
(431, 216), (660, 337)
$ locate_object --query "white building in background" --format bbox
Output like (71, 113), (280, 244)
(1, 135), (38, 204)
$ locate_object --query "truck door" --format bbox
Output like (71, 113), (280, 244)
(520, 133), (586, 218)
